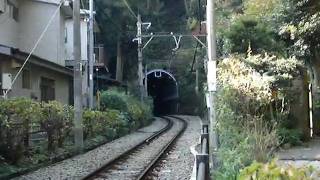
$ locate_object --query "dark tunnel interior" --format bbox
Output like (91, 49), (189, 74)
(145, 70), (179, 115)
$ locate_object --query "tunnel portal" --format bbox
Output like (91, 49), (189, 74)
(145, 69), (179, 115)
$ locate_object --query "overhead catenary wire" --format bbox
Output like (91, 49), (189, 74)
(80, 0), (85, 9)
(122, 0), (137, 19)
(4, 0), (64, 98)
(95, 5), (123, 32)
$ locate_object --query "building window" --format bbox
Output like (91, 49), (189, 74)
(40, 77), (55, 102)
(8, 1), (18, 22)
(12, 5), (18, 21)
(0, 71), (2, 95)
(0, 0), (6, 14)
(65, 28), (68, 43)
(22, 70), (31, 89)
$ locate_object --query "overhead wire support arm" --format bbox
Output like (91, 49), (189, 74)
(143, 36), (154, 50)
(193, 35), (207, 48)
(141, 33), (206, 38)
(137, 32), (206, 50)
(172, 35), (182, 51)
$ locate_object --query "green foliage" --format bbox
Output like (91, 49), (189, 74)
(187, 17), (198, 30)
(278, 128), (303, 146)
(174, 51), (206, 115)
(100, 90), (128, 112)
(100, 89), (153, 126)
(0, 98), (41, 164)
(278, 0), (320, 56)
(127, 98), (153, 127)
(83, 108), (133, 140)
(83, 110), (112, 138)
(38, 101), (73, 151)
(244, 0), (290, 23)
(0, 163), (17, 176)
(225, 16), (285, 54)
(0, 94), (153, 177)
(238, 160), (316, 180)
(0, 99), (73, 163)
(214, 87), (280, 179)
(214, 53), (302, 179)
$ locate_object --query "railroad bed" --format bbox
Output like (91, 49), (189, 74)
(14, 118), (168, 180)
(14, 116), (201, 180)
(85, 116), (187, 180)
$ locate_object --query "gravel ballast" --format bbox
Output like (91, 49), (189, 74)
(14, 118), (167, 180)
(95, 117), (185, 179)
(156, 115), (201, 180)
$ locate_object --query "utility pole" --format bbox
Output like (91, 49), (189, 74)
(73, 0), (83, 151)
(195, 57), (199, 96)
(206, 0), (218, 168)
(88, 0), (94, 109)
(145, 64), (148, 96)
(137, 14), (144, 102)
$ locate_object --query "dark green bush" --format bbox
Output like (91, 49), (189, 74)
(83, 109), (131, 139)
(0, 91), (153, 176)
(0, 98), (41, 164)
(100, 90), (153, 128)
(127, 98), (153, 127)
(83, 110), (107, 138)
(225, 16), (285, 54)
(278, 128), (303, 146)
(38, 101), (73, 151)
(100, 90), (128, 111)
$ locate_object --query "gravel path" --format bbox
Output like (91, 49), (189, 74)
(95, 117), (184, 180)
(276, 138), (320, 178)
(14, 118), (167, 180)
(156, 115), (201, 180)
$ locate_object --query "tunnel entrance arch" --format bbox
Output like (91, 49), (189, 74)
(145, 69), (179, 115)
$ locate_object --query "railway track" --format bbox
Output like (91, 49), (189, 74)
(83, 116), (187, 180)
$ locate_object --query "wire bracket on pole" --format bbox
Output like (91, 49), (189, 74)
(172, 35), (182, 51)
(143, 35), (154, 50)
(193, 35), (207, 48)
(142, 22), (152, 30)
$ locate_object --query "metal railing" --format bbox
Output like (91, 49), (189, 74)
(196, 123), (210, 180)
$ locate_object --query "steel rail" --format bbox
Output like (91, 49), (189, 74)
(137, 115), (188, 180)
(82, 117), (172, 180)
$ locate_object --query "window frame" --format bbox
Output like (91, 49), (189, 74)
(22, 69), (31, 89)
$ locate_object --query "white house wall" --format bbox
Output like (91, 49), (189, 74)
(0, 0), (88, 67)
(0, 0), (19, 48)
(18, 0), (63, 66)
(0, 58), (70, 104)
(65, 19), (88, 61)
(58, 10), (66, 65)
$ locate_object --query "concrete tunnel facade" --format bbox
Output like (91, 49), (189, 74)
(145, 69), (179, 115)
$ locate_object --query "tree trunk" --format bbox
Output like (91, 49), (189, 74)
(184, 0), (190, 16)
(310, 49), (320, 135)
(147, 0), (150, 11)
(47, 131), (54, 152)
(23, 119), (30, 151)
(195, 57), (199, 96)
(116, 38), (123, 82)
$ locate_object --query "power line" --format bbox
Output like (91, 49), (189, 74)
(122, 0), (137, 18)
(80, 0), (86, 9)
(95, 5), (122, 32)
(4, 0), (64, 98)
